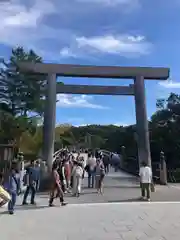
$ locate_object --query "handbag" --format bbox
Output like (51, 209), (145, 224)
(84, 165), (89, 172)
(0, 186), (11, 202)
(151, 183), (155, 192)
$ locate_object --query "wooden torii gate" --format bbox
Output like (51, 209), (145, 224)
(18, 62), (169, 170)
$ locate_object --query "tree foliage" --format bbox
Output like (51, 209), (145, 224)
(0, 47), (46, 148)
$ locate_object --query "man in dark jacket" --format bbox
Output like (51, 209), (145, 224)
(102, 154), (110, 174)
(22, 160), (37, 205)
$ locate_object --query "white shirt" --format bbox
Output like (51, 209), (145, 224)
(139, 166), (152, 183)
(75, 166), (83, 177)
(87, 157), (96, 171)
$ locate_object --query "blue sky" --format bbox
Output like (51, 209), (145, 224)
(1, 0), (180, 126)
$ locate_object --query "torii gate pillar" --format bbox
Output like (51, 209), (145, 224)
(43, 74), (57, 170)
(134, 76), (151, 167)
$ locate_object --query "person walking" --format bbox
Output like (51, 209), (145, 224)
(72, 161), (83, 197)
(35, 160), (41, 191)
(22, 160), (37, 205)
(49, 161), (67, 207)
(95, 158), (105, 194)
(64, 158), (71, 192)
(86, 153), (96, 188)
(76, 152), (81, 161)
(70, 156), (75, 188)
(59, 159), (67, 193)
(102, 154), (110, 174)
(4, 166), (20, 214)
(139, 161), (152, 202)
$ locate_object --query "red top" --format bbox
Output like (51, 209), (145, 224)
(64, 162), (71, 180)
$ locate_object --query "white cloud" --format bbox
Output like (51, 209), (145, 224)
(76, 0), (140, 8)
(0, 0), (58, 53)
(73, 123), (131, 127)
(60, 34), (152, 58)
(0, 0), (149, 61)
(56, 94), (108, 109)
(73, 123), (88, 127)
(67, 119), (131, 127)
(113, 122), (129, 127)
(59, 47), (76, 58)
(158, 80), (180, 89)
(76, 0), (141, 13)
(1, 0), (55, 28)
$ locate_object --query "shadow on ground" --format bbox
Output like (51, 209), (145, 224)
(108, 198), (141, 203)
(104, 185), (139, 189)
(15, 204), (49, 211)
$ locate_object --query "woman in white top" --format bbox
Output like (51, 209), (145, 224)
(71, 161), (83, 197)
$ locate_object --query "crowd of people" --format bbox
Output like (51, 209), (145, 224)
(48, 151), (107, 206)
(0, 149), (154, 215)
(0, 150), (108, 215)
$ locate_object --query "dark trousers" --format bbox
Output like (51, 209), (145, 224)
(49, 183), (64, 205)
(104, 164), (109, 173)
(70, 176), (73, 188)
(23, 185), (36, 204)
(8, 192), (17, 212)
(141, 183), (151, 199)
(88, 171), (95, 188)
(36, 180), (40, 191)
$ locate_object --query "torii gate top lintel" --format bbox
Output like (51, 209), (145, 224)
(18, 62), (169, 80)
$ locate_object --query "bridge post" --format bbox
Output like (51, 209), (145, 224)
(43, 73), (57, 171)
(134, 76), (151, 167)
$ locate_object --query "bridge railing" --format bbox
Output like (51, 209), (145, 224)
(53, 149), (63, 161)
(100, 149), (111, 155)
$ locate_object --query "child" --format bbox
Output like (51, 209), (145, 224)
(5, 167), (20, 214)
(0, 173), (11, 208)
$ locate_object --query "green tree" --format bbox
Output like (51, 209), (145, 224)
(150, 93), (180, 166)
(1, 47), (46, 116)
(0, 47), (46, 146)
